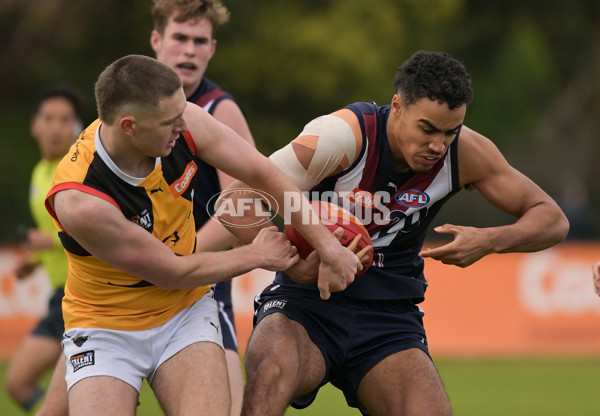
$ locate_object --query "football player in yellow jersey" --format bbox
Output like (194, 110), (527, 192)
(5, 86), (82, 414)
(45, 55), (366, 416)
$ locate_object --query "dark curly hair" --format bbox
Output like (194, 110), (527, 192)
(394, 51), (473, 110)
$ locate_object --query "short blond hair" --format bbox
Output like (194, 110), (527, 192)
(152, 0), (230, 35)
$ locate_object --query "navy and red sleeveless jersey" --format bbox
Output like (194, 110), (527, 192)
(274, 102), (463, 302)
(187, 78), (241, 230)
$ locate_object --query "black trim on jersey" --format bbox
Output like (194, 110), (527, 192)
(106, 280), (153, 288)
(58, 231), (91, 256)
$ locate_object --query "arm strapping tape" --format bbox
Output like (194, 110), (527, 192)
(269, 114), (357, 190)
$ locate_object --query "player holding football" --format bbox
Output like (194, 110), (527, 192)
(149, 1), (252, 413)
(45, 55), (363, 416)
(219, 51), (569, 415)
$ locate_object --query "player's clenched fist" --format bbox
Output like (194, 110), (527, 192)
(252, 226), (299, 271)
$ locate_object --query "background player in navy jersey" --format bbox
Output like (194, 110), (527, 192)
(219, 51), (569, 415)
(150, 1), (253, 413)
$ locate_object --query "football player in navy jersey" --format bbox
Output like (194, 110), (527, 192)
(150, 2), (254, 414)
(219, 51), (569, 416)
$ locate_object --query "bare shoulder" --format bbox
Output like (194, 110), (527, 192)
(212, 98), (244, 120)
(211, 99), (254, 145)
(457, 125), (510, 187)
(53, 189), (120, 232)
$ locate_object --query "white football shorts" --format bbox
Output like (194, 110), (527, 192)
(61, 291), (223, 392)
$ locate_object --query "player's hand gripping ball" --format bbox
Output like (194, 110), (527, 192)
(284, 200), (374, 275)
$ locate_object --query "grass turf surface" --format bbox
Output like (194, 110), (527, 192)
(1, 357), (598, 415)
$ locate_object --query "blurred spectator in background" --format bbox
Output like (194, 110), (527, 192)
(4, 85), (83, 414)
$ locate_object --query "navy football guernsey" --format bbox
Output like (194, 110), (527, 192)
(274, 102), (463, 302)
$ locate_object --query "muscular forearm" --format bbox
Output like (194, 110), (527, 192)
(195, 219), (239, 252)
(160, 244), (266, 290)
(488, 202), (569, 254)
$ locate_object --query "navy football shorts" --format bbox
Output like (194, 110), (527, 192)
(32, 287), (65, 339)
(254, 283), (429, 412)
(214, 280), (238, 352)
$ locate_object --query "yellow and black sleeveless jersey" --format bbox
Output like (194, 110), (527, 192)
(45, 119), (210, 331)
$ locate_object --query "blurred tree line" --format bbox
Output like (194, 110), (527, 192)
(0, 0), (598, 243)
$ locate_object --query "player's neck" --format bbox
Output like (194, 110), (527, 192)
(98, 123), (155, 178)
(183, 79), (203, 99)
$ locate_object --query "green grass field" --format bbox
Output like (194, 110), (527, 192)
(1, 357), (599, 415)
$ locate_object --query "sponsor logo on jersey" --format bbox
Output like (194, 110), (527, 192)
(169, 161), (197, 198)
(70, 140), (81, 162)
(396, 189), (430, 208)
(262, 299), (287, 313)
(70, 350), (95, 372)
(346, 188), (384, 209)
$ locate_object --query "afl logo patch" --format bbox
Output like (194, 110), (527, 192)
(396, 189), (430, 208)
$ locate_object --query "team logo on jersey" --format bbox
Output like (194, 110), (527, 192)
(130, 208), (152, 230)
(70, 350), (95, 372)
(396, 189), (430, 208)
(72, 336), (89, 347)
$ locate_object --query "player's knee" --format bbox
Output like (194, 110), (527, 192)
(245, 339), (301, 389)
(4, 369), (21, 399)
(246, 344), (299, 379)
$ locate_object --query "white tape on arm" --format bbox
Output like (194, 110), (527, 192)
(270, 115), (357, 190)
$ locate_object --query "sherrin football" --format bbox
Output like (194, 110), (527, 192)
(284, 200), (374, 275)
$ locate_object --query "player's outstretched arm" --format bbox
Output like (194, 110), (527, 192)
(51, 189), (298, 290)
(420, 127), (569, 267)
(184, 104), (363, 299)
(194, 99), (256, 252)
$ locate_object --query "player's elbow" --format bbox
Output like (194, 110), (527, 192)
(554, 211), (570, 243)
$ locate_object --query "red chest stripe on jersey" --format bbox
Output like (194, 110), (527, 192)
(358, 113), (379, 190)
(169, 160), (197, 198)
(194, 88), (227, 108)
